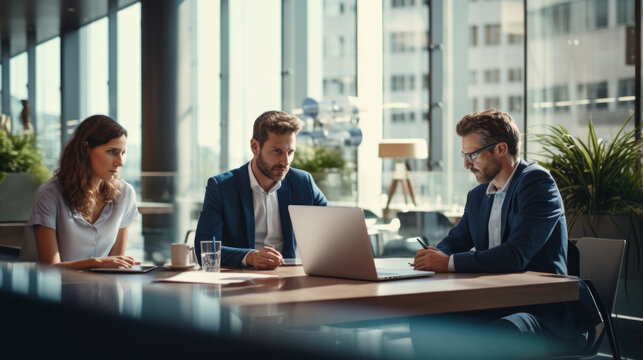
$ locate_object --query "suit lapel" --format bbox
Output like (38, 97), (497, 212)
(277, 177), (295, 258)
(500, 160), (527, 243)
(238, 162), (256, 248)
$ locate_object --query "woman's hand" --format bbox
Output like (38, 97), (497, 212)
(91, 255), (136, 269)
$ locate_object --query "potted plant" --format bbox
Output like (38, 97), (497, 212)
(292, 145), (355, 201)
(0, 120), (51, 221)
(532, 117), (642, 283)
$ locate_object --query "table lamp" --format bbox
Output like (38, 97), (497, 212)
(379, 138), (428, 212)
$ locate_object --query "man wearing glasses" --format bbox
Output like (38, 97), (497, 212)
(411, 109), (600, 357)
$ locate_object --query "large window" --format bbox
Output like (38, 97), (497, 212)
(282, 0), (358, 204)
(117, 3), (142, 194)
(79, 18), (109, 121)
(10, 52), (27, 131)
(485, 24), (502, 45)
(381, 0), (524, 213)
(227, 0), (282, 168)
(195, 0), (221, 199)
(526, 0), (635, 145)
(114, 3), (144, 260)
(382, 0), (430, 208)
(35, 37), (61, 171)
(617, 0), (635, 25)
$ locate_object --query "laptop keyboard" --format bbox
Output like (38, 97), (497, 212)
(376, 268), (418, 277)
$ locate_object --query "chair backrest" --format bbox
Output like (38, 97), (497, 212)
(576, 237), (626, 313)
(18, 226), (39, 262)
(397, 211), (452, 246)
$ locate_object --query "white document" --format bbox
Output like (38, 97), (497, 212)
(158, 271), (276, 285)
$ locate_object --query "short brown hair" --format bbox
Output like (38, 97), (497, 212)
(456, 108), (521, 157)
(252, 110), (302, 146)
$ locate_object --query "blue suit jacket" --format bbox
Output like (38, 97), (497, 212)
(437, 160), (568, 274)
(437, 160), (601, 338)
(195, 163), (328, 268)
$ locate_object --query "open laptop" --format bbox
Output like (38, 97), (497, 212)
(288, 205), (434, 281)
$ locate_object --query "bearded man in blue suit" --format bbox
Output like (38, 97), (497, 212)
(195, 111), (327, 269)
(412, 109), (601, 358)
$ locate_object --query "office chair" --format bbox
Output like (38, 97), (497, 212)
(561, 238), (626, 360)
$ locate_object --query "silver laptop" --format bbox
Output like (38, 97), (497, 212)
(288, 205), (434, 281)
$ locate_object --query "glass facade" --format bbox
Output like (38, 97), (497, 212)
(305, 0), (358, 203)
(117, 3), (142, 194)
(35, 37), (61, 171)
(380, 0), (524, 214)
(227, 0), (282, 168)
(117, 3), (144, 258)
(9, 52), (27, 132)
(79, 18), (109, 121)
(382, 0), (433, 208)
(195, 0), (221, 200)
(526, 0), (636, 150)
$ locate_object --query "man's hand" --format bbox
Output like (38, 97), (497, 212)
(414, 246), (449, 272)
(246, 247), (283, 269)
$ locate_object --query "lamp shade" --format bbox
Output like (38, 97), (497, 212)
(378, 138), (428, 159)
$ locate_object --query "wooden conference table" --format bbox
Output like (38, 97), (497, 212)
(0, 259), (579, 357)
(214, 259), (579, 327)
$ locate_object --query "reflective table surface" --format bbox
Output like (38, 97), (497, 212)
(0, 260), (578, 358)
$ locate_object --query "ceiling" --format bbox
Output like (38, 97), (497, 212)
(1, 0), (138, 58)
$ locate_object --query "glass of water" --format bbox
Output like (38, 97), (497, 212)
(200, 240), (221, 272)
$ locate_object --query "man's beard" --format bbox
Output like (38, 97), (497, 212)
(471, 159), (501, 184)
(256, 152), (289, 182)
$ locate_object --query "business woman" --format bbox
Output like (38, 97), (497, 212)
(27, 115), (138, 270)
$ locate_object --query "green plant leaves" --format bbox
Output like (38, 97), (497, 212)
(292, 145), (346, 173)
(532, 117), (642, 218)
(0, 129), (51, 185)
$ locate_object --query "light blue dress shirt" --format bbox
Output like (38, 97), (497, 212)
(485, 160), (520, 249)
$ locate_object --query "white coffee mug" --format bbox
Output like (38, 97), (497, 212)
(171, 243), (196, 266)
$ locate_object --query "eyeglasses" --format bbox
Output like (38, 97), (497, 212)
(460, 143), (498, 163)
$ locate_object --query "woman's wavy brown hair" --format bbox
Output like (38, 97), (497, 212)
(55, 115), (128, 222)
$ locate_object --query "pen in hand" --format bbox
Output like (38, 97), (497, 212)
(416, 237), (428, 249)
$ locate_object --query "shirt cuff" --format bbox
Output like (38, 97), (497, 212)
(448, 255), (455, 272)
(241, 250), (256, 267)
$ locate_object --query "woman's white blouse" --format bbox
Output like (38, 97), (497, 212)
(27, 177), (138, 262)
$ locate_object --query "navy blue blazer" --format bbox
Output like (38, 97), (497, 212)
(195, 163), (328, 268)
(437, 160), (568, 274)
(437, 160), (601, 338)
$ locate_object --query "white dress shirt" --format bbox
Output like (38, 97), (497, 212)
(241, 163), (284, 266)
(447, 159), (520, 271)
